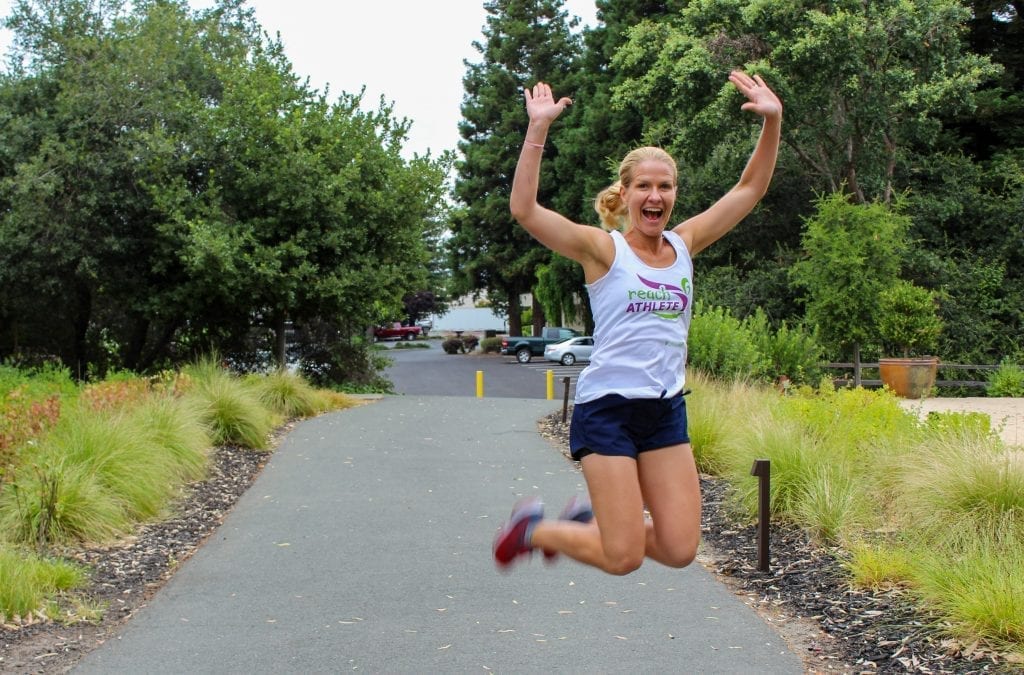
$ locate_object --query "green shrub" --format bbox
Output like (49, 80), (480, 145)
(877, 280), (943, 357)
(688, 304), (767, 380)
(391, 341), (429, 350)
(479, 337), (503, 354)
(745, 311), (823, 385)
(987, 359), (1024, 397)
(925, 410), (992, 438)
(461, 334), (479, 352)
(442, 338), (463, 355)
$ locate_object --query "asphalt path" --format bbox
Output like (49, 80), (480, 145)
(74, 343), (804, 673)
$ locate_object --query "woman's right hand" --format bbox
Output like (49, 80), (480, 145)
(524, 82), (572, 126)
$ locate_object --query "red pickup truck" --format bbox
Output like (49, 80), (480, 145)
(374, 323), (422, 341)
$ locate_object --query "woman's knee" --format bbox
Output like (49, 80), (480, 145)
(659, 537), (699, 569)
(603, 550), (645, 576)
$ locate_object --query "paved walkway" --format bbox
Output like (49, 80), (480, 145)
(75, 396), (804, 674)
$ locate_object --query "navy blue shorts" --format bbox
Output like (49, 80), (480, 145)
(569, 392), (689, 461)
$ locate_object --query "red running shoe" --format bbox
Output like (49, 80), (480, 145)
(542, 495), (594, 563)
(493, 497), (544, 569)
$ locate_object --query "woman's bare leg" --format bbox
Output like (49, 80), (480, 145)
(638, 443), (702, 568)
(530, 455), (647, 575)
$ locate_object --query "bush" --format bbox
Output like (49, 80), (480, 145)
(479, 337), (503, 354)
(744, 309), (823, 384)
(461, 334), (479, 352)
(877, 280), (943, 357)
(688, 304), (767, 380)
(442, 338), (463, 355)
(987, 359), (1024, 397)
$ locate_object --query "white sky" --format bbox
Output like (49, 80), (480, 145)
(0, 0), (597, 159)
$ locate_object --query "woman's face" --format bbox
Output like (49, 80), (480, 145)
(621, 160), (676, 236)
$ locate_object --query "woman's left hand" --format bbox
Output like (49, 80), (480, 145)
(728, 71), (782, 120)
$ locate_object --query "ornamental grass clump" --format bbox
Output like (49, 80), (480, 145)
(185, 361), (279, 450)
(0, 545), (86, 621)
(0, 457), (129, 544)
(684, 370), (767, 475)
(894, 434), (1024, 538)
(245, 370), (325, 419)
(127, 395), (211, 483)
(843, 541), (916, 591)
(910, 524), (1024, 652)
(40, 404), (180, 522)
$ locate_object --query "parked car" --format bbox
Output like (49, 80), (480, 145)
(544, 336), (594, 366)
(374, 323), (422, 341)
(501, 327), (581, 363)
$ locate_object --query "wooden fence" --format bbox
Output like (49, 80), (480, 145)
(825, 362), (998, 389)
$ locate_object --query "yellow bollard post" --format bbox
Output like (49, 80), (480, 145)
(546, 369), (554, 400)
(476, 370), (484, 398)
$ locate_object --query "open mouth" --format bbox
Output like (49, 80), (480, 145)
(641, 207), (663, 222)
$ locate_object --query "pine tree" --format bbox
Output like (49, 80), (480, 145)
(450, 0), (580, 335)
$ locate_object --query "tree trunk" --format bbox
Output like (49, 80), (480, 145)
(272, 312), (288, 371)
(507, 292), (522, 336)
(124, 316), (149, 371)
(70, 283), (92, 380)
(138, 320), (181, 372)
(532, 295), (545, 334)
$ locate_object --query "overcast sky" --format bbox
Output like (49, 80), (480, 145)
(0, 0), (598, 158)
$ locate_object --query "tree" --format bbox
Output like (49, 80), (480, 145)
(450, 0), (580, 336)
(790, 193), (909, 378)
(0, 0), (450, 380)
(613, 0), (1001, 206)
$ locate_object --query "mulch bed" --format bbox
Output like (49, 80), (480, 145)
(539, 410), (1013, 674)
(0, 411), (1014, 674)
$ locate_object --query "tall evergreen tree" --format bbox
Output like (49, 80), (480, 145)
(537, 1), (685, 332)
(450, 0), (579, 335)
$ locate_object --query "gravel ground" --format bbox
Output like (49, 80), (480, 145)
(2, 399), (1022, 674)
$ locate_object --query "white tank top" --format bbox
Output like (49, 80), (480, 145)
(574, 230), (693, 404)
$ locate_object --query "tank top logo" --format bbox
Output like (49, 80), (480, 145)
(624, 274), (691, 320)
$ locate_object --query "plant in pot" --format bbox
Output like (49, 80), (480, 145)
(876, 280), (943, 398)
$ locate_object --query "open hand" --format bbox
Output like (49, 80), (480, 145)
(728, 71), (782, 120)
(524, 82), (573, 125)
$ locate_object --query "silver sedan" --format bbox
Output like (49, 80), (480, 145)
(543, 336), (594, 366)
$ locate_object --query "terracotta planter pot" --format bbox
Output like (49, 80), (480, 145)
(878, 357), (939, 399)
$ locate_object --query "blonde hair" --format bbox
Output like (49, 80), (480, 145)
(593, 147), (678, 232)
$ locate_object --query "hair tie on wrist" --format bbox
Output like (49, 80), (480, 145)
(523, 140), (544, 149)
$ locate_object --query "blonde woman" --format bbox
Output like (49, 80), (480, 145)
(495, 71), (782, 575)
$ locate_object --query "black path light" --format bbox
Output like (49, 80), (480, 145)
(750, 459), (771, 573)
